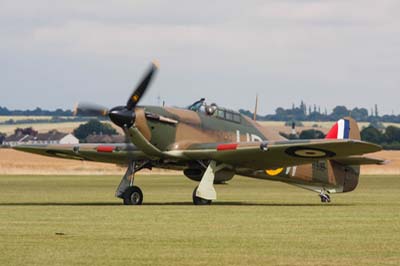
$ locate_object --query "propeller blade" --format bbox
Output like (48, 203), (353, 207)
(126, 61), (159, 110)
(73, 103), (109, 117)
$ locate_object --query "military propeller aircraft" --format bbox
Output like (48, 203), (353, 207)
(14, 62), (386, 205)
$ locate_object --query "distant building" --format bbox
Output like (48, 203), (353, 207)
(3, 130), (31, 146)
(4, 129), (78, 146)
(28, 130), (79, 145)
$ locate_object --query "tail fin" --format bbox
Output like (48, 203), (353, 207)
(326, 117), (362, 193)
(325, 117), (360, 140)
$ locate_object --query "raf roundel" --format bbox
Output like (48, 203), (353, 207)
(265, 168), (284, 176)
(285, 147), (336, 159)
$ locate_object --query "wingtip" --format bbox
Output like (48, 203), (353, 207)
(372, 142), (384, 152)
(350, 139), (383, 153)
(379, 160), (391, 165)
(365, 142), (383, 153)
(11, 144), (30, 152)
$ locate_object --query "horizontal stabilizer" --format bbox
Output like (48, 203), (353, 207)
(334, 156), (388, 166)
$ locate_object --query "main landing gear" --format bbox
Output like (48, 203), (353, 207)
(116, 161), (150, 205)
(116, 160), (224, 206)
(192, 161), (228, 205)
(319, 190), (331, 203)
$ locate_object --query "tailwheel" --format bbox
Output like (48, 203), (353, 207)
(123, 186), (143, 205)
(192, 186), (212, 205)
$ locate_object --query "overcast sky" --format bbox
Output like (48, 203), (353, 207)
(1, 0), (399, 115)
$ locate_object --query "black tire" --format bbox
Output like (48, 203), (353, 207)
(320, 194), (331, 203)
(326, 194), (331, 203)
(192, 186), (212, 205)
(123, 186), (143, 205)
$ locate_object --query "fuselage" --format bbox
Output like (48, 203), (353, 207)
(137, 105), (360, 193)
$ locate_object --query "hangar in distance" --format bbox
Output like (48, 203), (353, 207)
(14, 62), (386, 205)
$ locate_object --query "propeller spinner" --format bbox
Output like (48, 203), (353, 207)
(74, 61), (159, 128)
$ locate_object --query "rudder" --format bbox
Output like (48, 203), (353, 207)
(326, 117), (361, 193)
(325, 117), (360, 140)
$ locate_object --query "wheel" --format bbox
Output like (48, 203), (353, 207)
(192, 186), (212, 205)
(319, 194), (331, 203)
(122, 186), (143, 205)
(325, 194), (331, 203)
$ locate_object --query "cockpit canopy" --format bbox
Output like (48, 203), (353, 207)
(188, 98), (206, 112)
(187, 98), (242, 123)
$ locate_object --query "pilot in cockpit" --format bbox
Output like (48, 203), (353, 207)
(188, 98), (218, 116)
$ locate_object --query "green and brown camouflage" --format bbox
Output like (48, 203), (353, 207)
(14, 105), (384, 195)
(132, 105), (381, 194)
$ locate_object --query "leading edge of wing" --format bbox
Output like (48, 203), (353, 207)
(12, 143), (149, 164)
(181, 139), (382, 169)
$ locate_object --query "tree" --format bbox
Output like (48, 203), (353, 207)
(0, 132), (5, 145)
(299, 129), (325, 139)
(351, 107), (369, 121)
(385, 126), (400, 143)
(361, 126), (384, 144)
(238, 109), (253, 119)
(369, 120), (385, 131)
(14, 127), (38, 136)
(330, 106), (349, 120)
(73, 119), (117, 142)
(279, 132), (298, 140)
(0, 106), (11, 115)
(300, 100), (306, 115)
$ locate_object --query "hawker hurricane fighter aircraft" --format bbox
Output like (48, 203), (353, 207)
(14, 62), (386, 205)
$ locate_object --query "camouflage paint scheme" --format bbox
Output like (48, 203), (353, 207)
(15, 105), (384, 195)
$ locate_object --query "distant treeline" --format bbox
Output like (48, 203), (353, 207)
(0, 106), (73, 116)
(361, 126), (400, 150)
(2, 103), (400, 123)
(0, 116), (96, 125)
(240, 101), (400, 123)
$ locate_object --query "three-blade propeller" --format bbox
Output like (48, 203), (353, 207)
(74, 61), (159, 129)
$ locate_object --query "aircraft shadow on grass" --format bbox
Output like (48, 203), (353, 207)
(0, 202), (354, 207)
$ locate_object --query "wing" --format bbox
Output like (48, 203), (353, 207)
(178, 139), (382, 169)
(13, 138), (382, 170)
(13, 143), (151, 164)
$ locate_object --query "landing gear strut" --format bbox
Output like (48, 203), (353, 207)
(319, 190), (331, 203)
(116, 161), (150, 205)
(192, 160), (229, 205)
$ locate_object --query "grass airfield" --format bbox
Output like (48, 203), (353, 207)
(0, 174), (399, 266)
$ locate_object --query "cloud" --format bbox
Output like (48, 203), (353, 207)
(0, 0), (399, 114)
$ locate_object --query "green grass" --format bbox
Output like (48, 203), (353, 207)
(0, 175), (399, 266)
